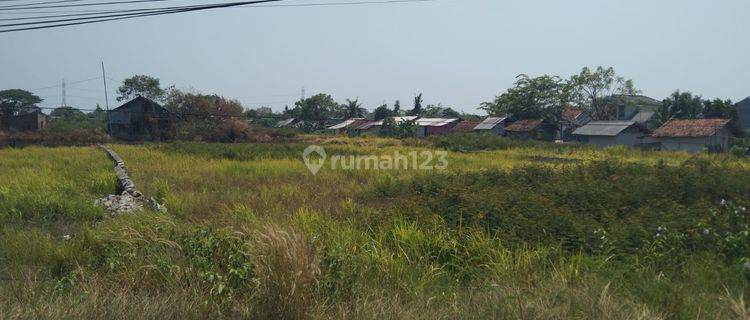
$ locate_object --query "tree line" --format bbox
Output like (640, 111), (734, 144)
(480, 66), (738, 128)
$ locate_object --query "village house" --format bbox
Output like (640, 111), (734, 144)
(473, 117), (508, 135)
(326, 118), (368, 134)
(735, 97), (750, 135)
(504, 119), (557, 141)
(572, 121), (651, 148)
(651, 118), (733, 153)
(630, 110), (656, 130)
(413, 118), (459, 137)
(607, 95), (661, 120)
(275, 118), (302, 128)
(353, 116), (418, 136)
(1, 109), (47, 132)
(107, 96), (174, 141)
(560, 107), (590, 141)
(451, 120), (481, 133)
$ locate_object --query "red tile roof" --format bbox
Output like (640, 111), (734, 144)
(562, 107), (584, 121)
(505, 119), (544, 132)
(651, 118), (731, 138)
(452, 120), (481, 133)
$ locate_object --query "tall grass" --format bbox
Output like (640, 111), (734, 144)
(1, 139), (749, 318)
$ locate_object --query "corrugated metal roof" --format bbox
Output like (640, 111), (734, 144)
(573, 121), (636, 136)
(327, 118), (365, 130)
(355, 116), (418, 129)
(474, 117), (507, 130)
(415, 118), (459, 127)
(630, 111), (655, 124)
(275, 118), (297, 127)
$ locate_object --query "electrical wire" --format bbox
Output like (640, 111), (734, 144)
(0, 0), (282, 32)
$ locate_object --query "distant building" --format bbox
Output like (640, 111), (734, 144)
(326, 118), (368, 134)
(473, 117), (508, 135)
(451, 120), (482, 133)
(734, 97), (750, 135)
(108, 96), (174, 141)
(2, 110), (47, 132)
(353, 116), (419, 136)
(630, 110), (656, 130)
(275, 118), (302, 128)
(560, 107), (590, 141)
(414, 118), (459, 137)
(572, 121), (651, 148)
(606, 95), (661, 120)
(504, 119), (556, 141)
(652, 118), (733, 153)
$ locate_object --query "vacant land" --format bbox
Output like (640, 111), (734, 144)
(1, 136), (749, 319)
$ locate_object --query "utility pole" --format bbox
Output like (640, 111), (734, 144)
(101, 62), (111, 133)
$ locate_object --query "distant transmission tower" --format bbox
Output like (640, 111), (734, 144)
(61, 79), (67, 107)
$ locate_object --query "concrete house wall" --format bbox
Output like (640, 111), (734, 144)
(657, 128), (732, 153)
(583, 131), (653, 148)
(735, 98), (750, 135)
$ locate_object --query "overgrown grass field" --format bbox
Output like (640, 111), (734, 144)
(1, 135), (749, 319)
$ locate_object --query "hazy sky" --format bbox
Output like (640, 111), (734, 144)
(1, 0), (749, 114)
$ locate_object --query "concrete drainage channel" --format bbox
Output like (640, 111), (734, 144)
(96, 144), (166, 213)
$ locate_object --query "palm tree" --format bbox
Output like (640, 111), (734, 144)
(343, 98), (366, 118)
(410, 93), (423, 116)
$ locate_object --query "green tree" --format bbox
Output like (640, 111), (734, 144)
(289, 93), (340, 129)
(342, 98), (366, 118)
(393, 100), (401, 115)
(703, 98), (735, 119)
(569, 66), (639, 120)
(409, 93), (423, 116)
(0, 89), (43, 117)
(117, 75), (166, 102)
(421, 104), (461, 118)
(50, 106), (85, 119)
(373, 104), (393, 120)
(480, 74), (569, 121)
(663, 90), (704, 119)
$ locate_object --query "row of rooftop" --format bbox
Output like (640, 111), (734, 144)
(277, 96), (750, 154)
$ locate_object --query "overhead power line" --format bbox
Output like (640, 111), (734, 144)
(0, 0), (438, 31)
(0, 0), (283, 32)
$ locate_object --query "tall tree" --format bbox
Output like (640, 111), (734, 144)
(373, 104), (393, 120)
(342, 98), (366, 118)
(289, 93), (339, 128)
(409, 93), (423, 116)
(663, 90), (704, 119)
(0, 89), (43, 117)
(393, 100), (401, 115)
(421, 104), (461, 118)
(480, 74), (569, 121)
(569, 66), (639, 120)
(116, 75), (166, 102)
(702, 98), (735, 119)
